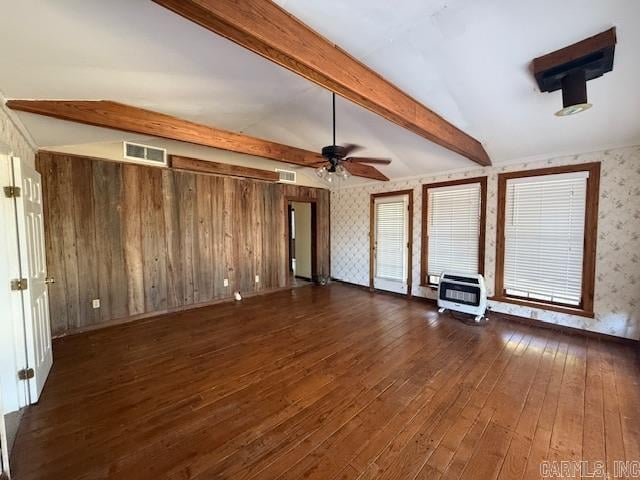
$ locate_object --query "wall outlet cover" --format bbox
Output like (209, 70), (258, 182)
(92, 299), (100, 309)
(255, 275), (260, 283)
(223, 278), (229, 287)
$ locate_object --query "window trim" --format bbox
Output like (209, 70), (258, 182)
(420, 177), (487, 288)
(493, 162), (600, 318)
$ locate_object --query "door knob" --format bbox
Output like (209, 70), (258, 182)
(45, 277), (55, 285)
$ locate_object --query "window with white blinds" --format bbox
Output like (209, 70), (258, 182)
(503, 171), (588, 306)
(374, 198), (407, 282)
(426, 182), (482, 284)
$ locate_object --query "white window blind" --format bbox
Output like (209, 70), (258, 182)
(427, 182), (481, 282)
(504, 171), (588, 306)
(375, 198), (407, 282)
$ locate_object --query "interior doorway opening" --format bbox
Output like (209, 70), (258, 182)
(287, 200), (316, 286)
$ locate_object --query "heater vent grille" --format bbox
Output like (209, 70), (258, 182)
(276, 169), (296, 183)
(123, 142), (167, 167)
(444, 288), (477, 305)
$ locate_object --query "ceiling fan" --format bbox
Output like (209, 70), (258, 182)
(315, 93), (391, 183)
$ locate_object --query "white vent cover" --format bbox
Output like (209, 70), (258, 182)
(123, 142), (167, 167)
(276, 168), (296, 183)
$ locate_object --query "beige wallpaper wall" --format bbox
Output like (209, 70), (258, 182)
(0, 101), (35, 165)
(331, 145), (640, 340)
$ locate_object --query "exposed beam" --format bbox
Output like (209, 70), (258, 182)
(7, 99), (322, 165)
(152, 0), (491, 167)
(170, 154), (279, 182)
(7, 99), (389, 181)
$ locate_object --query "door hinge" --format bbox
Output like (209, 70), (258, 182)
(10, 278), (28, 291)
(18, 368), (35, 380)
(3, 185), (21, 198)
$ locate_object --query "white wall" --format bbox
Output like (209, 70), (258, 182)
(331, 145), (640, 340)
(292, 202), (312, 279)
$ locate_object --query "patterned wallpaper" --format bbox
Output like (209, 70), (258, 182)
(331, 145), (640, 340)
(0, 100), (35, 167)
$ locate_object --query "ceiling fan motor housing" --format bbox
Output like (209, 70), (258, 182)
(322, 145), (346, 171)
(322, 145), (346, 160)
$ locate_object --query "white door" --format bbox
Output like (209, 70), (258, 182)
(373, 195), (409, 294)
(11, 157), (53, 403)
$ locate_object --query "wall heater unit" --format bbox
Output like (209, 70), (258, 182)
(437, 273), (487, 323)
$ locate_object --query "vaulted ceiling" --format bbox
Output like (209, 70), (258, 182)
(1, 0), (639, 185)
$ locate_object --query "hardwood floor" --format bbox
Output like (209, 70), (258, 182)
(10, 284), (640, 480)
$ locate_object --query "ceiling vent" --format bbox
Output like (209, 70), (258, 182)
(123, 142), (167, 166)
(276, 168), (296, 183)
(533, 27), (616, 117)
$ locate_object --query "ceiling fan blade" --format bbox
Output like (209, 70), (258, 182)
(343, 162), (389, 181)
(341, 143), (362, 156)
(346, 157), (391, 165)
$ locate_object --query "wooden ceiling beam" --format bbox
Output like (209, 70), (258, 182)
(6, 99), (323, 166)
(7, 99), (389, 181)
(170, 154), (279, 182)
(152, 0), (491, 167)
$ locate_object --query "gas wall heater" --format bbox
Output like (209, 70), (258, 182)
(437, 273), (487, 323)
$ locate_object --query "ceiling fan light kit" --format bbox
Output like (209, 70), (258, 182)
(533, 27), (616, 117)
(316, 93), (391, 184)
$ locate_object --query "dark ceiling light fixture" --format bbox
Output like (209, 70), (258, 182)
(532, 27), (617, 117)
(555, 69), (592, 117)
(315, 93), (391, 184)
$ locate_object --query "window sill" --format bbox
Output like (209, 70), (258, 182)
(488, 296), (595, 318)
(418, 283), (438, 291)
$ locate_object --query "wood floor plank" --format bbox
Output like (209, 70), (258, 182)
(8, 284), (639, 480)
(582, 339), (606, 469)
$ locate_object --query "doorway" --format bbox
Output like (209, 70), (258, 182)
(286, 199), (317, 285)
(370, 190), (414, 296)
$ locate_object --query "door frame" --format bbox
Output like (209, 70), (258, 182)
(284, 197), (318, 285)
(369, 189), (414, 297)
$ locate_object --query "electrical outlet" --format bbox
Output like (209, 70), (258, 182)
(223, 278), (229, 287)
(255, 275), (260, 284)
(92, 299), (100, 309)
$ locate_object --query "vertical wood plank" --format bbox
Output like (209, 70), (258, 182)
(122, 164), (145, 316)
(92, 160), (128, 321)
(223, 177), (237, 292)
(195, 174), (213, 303)
(71, 157), (99, 327)
(36, 153), (69, 335)
(162, 170), (184, 309)
(235, 180), (252, 293)
(140, 167), (167, 311)
(176, 171), (196, 305)
(211, 176), (225, 298)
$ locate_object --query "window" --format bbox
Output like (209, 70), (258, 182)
(495, 163), (600, 316)
(421, 177), (487, 286)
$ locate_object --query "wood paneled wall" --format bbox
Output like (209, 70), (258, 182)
(37, 152), (330, 336)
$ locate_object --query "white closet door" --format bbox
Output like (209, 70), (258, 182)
(12, 157), (53, 403)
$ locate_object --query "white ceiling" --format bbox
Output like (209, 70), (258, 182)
(1, 0), (639, 184)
